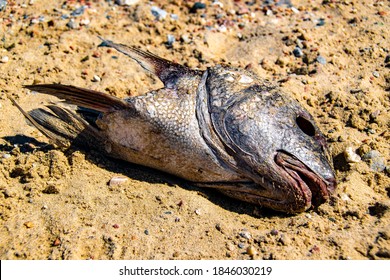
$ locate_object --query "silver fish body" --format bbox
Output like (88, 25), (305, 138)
(17, 38), (336, 213)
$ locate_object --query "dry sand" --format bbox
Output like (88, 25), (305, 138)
(0, 0), (389, 259)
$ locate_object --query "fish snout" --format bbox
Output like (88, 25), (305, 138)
(274, 151), (337, 209)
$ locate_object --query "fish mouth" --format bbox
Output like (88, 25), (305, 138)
(197, 151), (336, 213)
(274, 151), (336, 208)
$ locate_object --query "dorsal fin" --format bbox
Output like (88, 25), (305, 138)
(98, 37), (197, 89)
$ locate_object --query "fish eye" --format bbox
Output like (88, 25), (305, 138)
(296, 116), (316, 136)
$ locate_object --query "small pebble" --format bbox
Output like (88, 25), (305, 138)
(246, 245), (257, 257)
(291, 7), (299, 14)
(190, 2), (206, 13)
(238, 75), (253, 84)
(113, 224), (119, 229)
(144, 229), (149, 235)
(71, 6), (85, 17)
(151, 6), (167, 20)
(239, 231), (252, 240)
(362, 151), (386, 171)
(217, 25), (227, 33)
(270, 229), (279, 236)
(316, 55), (327, 65)
(115, 0), (140, 5)
(238, 243), (245, 249)
(372, 71), (380, 78)
(80, 18), (90, 26)
(92, 75), (101, 82)
(108, 176), (128, 186)
(195, 208), (201, 215)
(363, 150), (381, 160)
(0, 0), (7, 11)
(1, 56), (9, 63)
(279, 234), (291, 246)
(181, 34), (191, 43)
(3, 189), (15, 198)
(2, 153), (11, 159)
(369, 159), (386, 172)
(293, 47), (303, 57)
(166, 34), (175, 46)
(212, 1), (223, 8)
(316, 18), (326, 26)
(340, 193), (350, 201)
(344, 147), (361, 163)
(170, 14), (179, 20)
(53, 238), (61, 246)
(66, 19), (78, 29)
(24, 221), (34, 228)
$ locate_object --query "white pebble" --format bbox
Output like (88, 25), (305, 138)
(1, 56), (9, 63)
(195, 209), (201, 215)
(291, 7), (300, 14)
(340, 193), (350, 201)
(225, 76), (235, 82)
(344, 147), (361, 163)
(116, 0), (140, 5)
(239, 75), (253, 84)
(239, 231), (252, 239)
(92, 75), (101, 82)
(109, 176), (128, 186)
(212, 1), (223, 8)
(217, 25), (227, 33)
(80, 18), (90, 26)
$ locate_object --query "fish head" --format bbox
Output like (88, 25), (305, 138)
(200, 67), (336, 213)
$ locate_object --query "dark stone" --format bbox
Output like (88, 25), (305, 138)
(190, 2), (206, 13)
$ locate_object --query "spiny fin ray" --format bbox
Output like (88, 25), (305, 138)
(98, 37), (195, 89)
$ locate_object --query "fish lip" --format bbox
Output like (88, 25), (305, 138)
(274, 151), (336, 207)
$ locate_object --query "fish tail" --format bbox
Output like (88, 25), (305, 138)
(10, 95), (103, 148)
(11, 84), (133, 148)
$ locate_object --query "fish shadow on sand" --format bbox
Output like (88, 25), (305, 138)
(2, 134), (286, 219)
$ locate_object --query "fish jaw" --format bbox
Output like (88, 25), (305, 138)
(204, 152), (337, 213)
(273, 151), (337, 212)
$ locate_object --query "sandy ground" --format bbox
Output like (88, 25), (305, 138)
(0, 0), (389, 260)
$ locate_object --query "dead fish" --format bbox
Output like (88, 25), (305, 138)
(14, 38), (336, 213)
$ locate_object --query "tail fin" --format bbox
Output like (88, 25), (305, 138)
(29, 105), (103, 148)
(12, 84), (134, 148)
(9, 95), (102, 147)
